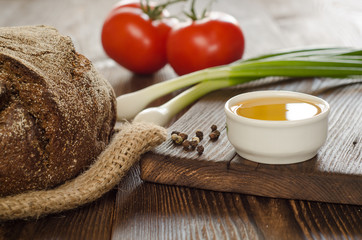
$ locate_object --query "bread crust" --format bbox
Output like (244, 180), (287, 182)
(0, 25), (116, 196)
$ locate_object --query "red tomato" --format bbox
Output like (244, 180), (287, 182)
(167, 12), (245, 75)
(101, 1), (176, 74)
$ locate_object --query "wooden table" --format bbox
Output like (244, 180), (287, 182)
(1, 0), (361, 239)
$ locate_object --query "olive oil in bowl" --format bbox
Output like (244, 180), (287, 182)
(230, 97), (323, 121)
(224, 91), (330, 164)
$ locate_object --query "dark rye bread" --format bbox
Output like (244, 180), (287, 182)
(0, 25), (116, 197)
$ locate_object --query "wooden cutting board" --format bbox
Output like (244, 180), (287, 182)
(140, 78), (362, 205)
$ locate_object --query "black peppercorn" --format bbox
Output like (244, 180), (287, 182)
(195, 130), (204, 140)
(171, 133), (179, 141)
(197, 145), (204, 155)
(174, 135), (184, 145)
(182, 140), (191, 150)
(209, 130), (220, 140)
(179, 132), (188, 141)
(171, 131), (180, 136)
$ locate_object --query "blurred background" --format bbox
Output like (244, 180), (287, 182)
(1, 0), (361, 77)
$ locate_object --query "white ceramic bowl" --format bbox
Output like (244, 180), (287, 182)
(224, 90), (330, 164)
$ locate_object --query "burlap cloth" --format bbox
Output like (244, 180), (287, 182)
(0, 122), (167, 221)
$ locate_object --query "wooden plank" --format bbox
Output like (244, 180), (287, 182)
(108, 176), (362, 239)
(140, 78), (362, 205)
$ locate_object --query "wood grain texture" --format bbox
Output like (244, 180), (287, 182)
(111, 167), (361, 240)
(1, 0), (362, 239)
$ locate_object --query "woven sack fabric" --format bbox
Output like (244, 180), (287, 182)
(0, 122), (167, 220)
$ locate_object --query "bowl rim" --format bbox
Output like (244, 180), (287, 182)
(224, 90), (330, 127)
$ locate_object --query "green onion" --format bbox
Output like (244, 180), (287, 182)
(117, 47), (362, 125)
(133, 77), (254, 126)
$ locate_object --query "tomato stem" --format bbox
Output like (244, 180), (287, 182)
(184, 0), (215, 20)
(140, 0), (186, 20)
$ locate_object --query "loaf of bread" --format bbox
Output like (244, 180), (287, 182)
(0, 25), (116, 196)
